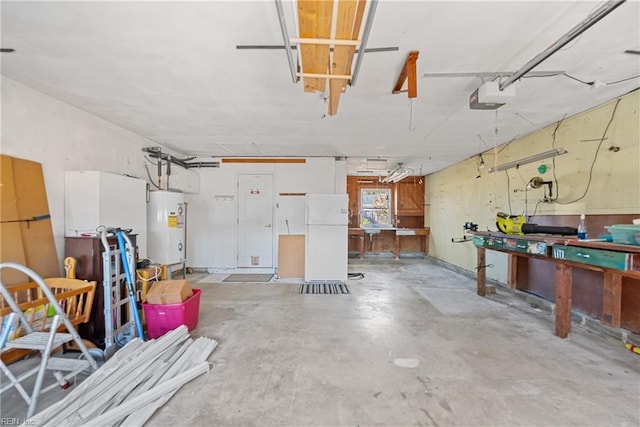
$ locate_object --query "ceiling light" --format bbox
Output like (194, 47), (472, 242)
(381, 163), (413, 183)
(489, 148), (567, 173)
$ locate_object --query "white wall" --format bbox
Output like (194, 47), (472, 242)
(0, 76), (366, 272)
(0, 77), (195, 268)
(186, 158), (338, 269)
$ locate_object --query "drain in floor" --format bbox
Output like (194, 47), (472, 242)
(299, 283), (350, 294)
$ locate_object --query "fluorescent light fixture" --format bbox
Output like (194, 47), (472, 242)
(381, 163), (413, 183)
(389, 169), (410, 183)
(489, 148), (567, 173)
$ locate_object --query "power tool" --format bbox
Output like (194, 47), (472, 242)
(496, 212), (577, 236)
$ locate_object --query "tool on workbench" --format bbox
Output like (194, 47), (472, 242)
(496, 212), (577, 235)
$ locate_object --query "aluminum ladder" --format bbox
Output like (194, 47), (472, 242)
(0, 262), (99, 418)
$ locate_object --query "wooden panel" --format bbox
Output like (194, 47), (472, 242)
(278, 235), (305, 278)
(396, 178), (425, 216)
(571, 268), (604, 318)
(13, 158), (59, 279)
(517, 257), (555, 299)
(0, 155), (59, 284)
(477, 247), (487, 296)
(602, 272), (622, 326)
(346, 176), (426, 254)
(0, 155), (28, 284)
(508, 254), (518, 289)
(518, 256), (604, 317)
(392, 51), (419, 98)
(297, 0), (333, 93)
(621, 276), (640, 333)
(328, 0), (365, 115)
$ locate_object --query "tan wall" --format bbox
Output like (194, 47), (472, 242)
(427, 90), (640, 280)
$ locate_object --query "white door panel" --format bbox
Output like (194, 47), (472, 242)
(237, 174), (273, 268)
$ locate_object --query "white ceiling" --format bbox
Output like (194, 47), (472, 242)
(1, 1), (639, 175)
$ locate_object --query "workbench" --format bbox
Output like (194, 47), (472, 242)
(473, 231), (640, 338)
(349, 227), (430, 259)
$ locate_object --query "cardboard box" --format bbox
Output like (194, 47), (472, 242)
(278, 235), (305, 278)
(1, 155), (60, 285)
(146, 280), (193, 305)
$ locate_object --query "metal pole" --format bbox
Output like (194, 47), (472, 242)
(500, 0), (626, 90)
(275, 0), (298, 84)
(350, 0), (379, 86)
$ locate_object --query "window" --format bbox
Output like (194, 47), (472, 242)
(361, 188), (391, 227)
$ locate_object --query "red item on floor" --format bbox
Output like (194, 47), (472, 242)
(143, 288), (201, 338)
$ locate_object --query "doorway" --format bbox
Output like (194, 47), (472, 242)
(237, 174), (274, 269)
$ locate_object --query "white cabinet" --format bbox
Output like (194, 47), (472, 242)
(65, 171), (147, 257)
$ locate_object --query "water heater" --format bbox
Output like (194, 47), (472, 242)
(147, 191), (186, 265)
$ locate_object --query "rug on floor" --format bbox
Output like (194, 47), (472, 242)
(299, 283), (350, 294)
(222, 273), (274, 282)
(196, 273), (231, 284)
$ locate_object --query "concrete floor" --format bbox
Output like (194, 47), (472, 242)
(2, 258), (639, 425)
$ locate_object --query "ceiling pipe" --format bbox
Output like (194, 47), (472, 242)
(500, 0), (626, 91)
(274, 0), (298, 84)
(142, 147), (220, 169)
(350, 0), (379, 86)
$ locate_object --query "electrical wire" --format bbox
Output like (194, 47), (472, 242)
(529, 200), (543, 222)
(144, 155), (159, 166)
(520, 71), (639, 87)
(549, 114), (567, 202)
(553, 98), (621, 205)
(504, 170), (513, 215)
(606, 74), (640, 85)
(144, 163), (161, 190)
(348, 272), (365, 279)
(562, 73), (594, 86)
(408, 99), (416, 131)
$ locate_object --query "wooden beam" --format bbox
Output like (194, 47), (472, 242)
(602, 271), (622, 327)
(477, 247), (487, 296)
(291, 38), (360, 46)
(555, 263), (572, 338)
(508, 254), (518, 289)
(297, 0), (333, 93)
(392, 51), (419, 98)
(221, 158), (306, 164)
(297, 72), (351, 79)
(329, 0), (366, 116)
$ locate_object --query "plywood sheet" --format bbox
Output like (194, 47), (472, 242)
(278, 235), (305, 278)
(0, 155), (60, 284)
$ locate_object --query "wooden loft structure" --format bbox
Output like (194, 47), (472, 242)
(276, 0), (377, 116)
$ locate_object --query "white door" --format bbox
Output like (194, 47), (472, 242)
(237, 174), (274, 268)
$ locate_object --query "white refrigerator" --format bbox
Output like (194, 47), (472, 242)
(305, 194), (349, 283)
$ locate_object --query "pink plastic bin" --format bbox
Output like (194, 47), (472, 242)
(143, 288), (202, 339)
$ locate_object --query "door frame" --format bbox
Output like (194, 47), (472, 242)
(235, 173), (275, 270)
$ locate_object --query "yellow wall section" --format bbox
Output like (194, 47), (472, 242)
(427, 89), (640, 275)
